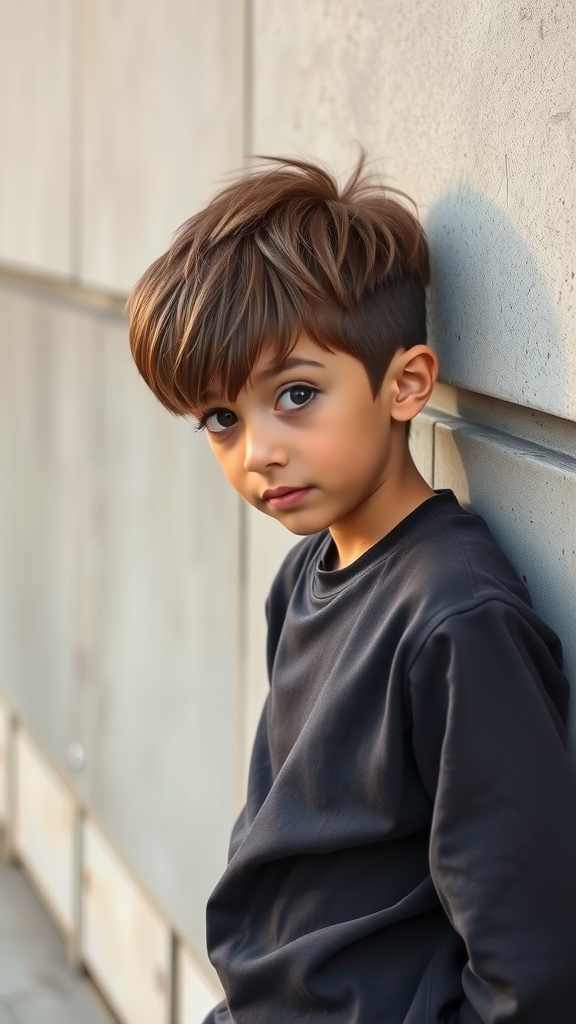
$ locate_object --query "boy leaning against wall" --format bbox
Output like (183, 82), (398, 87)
(126, 155), (576, 1023)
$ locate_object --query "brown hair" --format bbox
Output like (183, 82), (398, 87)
(127, 153), (430, 415)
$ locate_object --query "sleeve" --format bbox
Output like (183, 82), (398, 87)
(408, 598), (576, 1023)
(200, 998), (233, 1024)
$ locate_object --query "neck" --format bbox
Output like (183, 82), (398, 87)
(328, 438), (435, 570)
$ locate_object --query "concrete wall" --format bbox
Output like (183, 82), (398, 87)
(0, 0), (575, 978)
(0, 0), (246, 964)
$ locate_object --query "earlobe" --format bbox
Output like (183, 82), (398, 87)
(391, 345), (438, 422)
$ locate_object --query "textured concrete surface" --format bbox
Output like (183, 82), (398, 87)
(80, 0), (245, 292)
(0, 855), (114, 1024)
(0, 1), (72, 275)
(409, 411), (435, 486)
(0, 282), (241, 955)
(253, 0), (576, 422)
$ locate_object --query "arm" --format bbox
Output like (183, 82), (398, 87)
(198, 999), (231, 1024)
(409, 599), (576, 1023)
(200, 998), (233, 1024)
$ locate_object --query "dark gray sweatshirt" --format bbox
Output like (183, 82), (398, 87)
(203, 490), (576, 1023)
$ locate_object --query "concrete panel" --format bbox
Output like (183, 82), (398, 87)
(0, 2), (72, 275)
(409, 411), (435, 487)
(0, 282), (242, 956)
(178, 944), (222, 1024)
(0, 694), (9, 825)
(430, 382), (576, 465)
(14, 728), (75, 934)
(82, 820), (171, 1024)
(0, 284), (97, 761)
(0, 857), (113, 1023)
(253, 0), (576, 422)
(80, 0), (244, 292)
(434, 418), (576, 754)
(73, 315), (242, 956)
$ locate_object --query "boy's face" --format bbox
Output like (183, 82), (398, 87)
(194, 334), (411, 541)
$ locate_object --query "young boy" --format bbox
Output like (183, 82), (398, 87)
(127, 156), (576, 1023)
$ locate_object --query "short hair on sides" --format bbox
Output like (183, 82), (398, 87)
(126, 151), (430, 415)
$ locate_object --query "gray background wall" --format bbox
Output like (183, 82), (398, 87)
(0, 0), (575, 968)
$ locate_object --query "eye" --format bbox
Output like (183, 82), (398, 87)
(276, 384), (318, 412)
(198, 409), (238, 434)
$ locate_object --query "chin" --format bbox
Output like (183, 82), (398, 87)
(257, 501), (334, 536)
(275, 514), (333, 537)
(283, 524), (321, 536)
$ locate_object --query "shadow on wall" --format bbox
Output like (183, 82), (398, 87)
(423, 189), (576, 753)
(426, 188), (563, 414)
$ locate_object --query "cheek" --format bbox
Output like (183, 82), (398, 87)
(208, 442), (241, 489)
(316, 408), (381, 464)
(210, 445), (262, 507)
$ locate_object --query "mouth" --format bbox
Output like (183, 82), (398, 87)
(262, 486), (313, 509)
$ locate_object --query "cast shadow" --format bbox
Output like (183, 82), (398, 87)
(425, 188), (564, 413)
(423, 190), (576, 750)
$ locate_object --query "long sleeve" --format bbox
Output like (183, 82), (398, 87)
(409, 598), (576, 1023)
(200, 998), (233, 1024)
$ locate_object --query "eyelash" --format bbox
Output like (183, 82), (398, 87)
(194, 411), (228, 434)
(195, 383), (320, 436)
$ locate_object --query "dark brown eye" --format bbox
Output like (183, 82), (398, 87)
(277, 385), (317, 411)
(204, 409), (238, 433)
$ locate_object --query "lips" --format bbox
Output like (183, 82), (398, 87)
(262, 486), (306, 500)
(262, 486), (313, 509)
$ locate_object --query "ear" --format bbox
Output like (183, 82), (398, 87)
(388, 345), (438, 423)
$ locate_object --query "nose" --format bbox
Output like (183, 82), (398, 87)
(243, 418), (288, 472)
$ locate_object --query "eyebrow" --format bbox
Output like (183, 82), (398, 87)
(202, 357), (326, 402)
(255, 356), (325, 382)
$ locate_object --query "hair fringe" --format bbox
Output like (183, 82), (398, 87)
(127, 151), (429, 415)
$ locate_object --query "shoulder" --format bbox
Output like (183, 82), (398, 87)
(404, 508), (567, 719)
(393, 494), (532, 623)
(369, 491), (552, 670)
(408, 595), (570, 790)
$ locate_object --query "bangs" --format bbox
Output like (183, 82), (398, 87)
(127, 152), (429, 416)
(176, 244), (308, 411)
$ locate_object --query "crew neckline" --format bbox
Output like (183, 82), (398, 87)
(313, 489), (459, 598)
